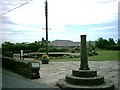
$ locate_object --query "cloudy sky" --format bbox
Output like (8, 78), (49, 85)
(0, 0), (119, 45)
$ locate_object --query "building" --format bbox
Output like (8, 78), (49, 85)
(49, 40), (80, 47)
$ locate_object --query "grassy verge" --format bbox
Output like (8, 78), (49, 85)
(50, 50), (119, 61)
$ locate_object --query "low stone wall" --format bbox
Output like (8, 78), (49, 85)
(2, 52), (13, 58)
(37, 53), (70, 57)
(2, 57), (40, 79)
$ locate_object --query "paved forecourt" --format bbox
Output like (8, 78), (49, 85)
(31, 61), (119, 89)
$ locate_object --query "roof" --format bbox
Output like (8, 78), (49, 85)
(49, 40), (80, 47)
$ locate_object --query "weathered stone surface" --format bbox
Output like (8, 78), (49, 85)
(65, 74), (104, 85)
(72, 70), (97, 77)
(79, 35), (90, 70)
(31, 61), (118, 89)
(57, 79), (115, 90)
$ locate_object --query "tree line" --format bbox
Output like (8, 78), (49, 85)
(2, 37), (120, 54)
(2, 38), (46, 53)
(2, 37), (69, 53)
(95, 38), (120, 50)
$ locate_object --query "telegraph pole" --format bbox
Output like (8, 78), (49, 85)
(45, 0), (49, 55)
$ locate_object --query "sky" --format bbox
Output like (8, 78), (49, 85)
(0, 0), (119, 45)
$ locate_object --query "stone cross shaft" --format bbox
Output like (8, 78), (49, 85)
(79, 35), (90, 70)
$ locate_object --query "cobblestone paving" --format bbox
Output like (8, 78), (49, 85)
(31, 61), (119, 89)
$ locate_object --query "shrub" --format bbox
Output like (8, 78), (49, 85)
(42, 54), (49, 60)
(38, 48), (46, 52)
(88, 52), (94, 56)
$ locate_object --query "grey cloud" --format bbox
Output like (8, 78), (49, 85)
(1, 16), (16, 25)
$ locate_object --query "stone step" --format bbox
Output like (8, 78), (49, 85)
(65, 74), (104, 85)
(72, 70), (97, 77)
(57, 79), (115, 90)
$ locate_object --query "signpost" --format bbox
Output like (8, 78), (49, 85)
(20, 50), (24, 60)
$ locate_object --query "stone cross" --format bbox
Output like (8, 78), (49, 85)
(79, 35), (90, 70)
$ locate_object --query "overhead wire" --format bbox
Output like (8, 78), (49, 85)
(0, 0), (33, 16)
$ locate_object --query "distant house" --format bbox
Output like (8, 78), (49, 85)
(49, 40), (80, 47)
(49, 40), (96, 47)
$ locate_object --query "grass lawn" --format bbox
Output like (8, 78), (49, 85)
(50, 50), (119, 61)
(88, 50), (119, 61)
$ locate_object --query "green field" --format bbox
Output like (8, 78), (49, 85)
(50, 50), (119, 61)
(88, 50), (119, 61)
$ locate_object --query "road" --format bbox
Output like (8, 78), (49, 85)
(2, 68), (55, 89)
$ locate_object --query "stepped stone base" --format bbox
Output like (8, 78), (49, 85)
(72, 70), (97, 77)
(65, 74), (104, 85)
(57, 70), (115, 90)
(57, 79), (114, 90)
(57, 35), (116, 90)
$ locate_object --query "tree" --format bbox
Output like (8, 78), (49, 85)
(117, 39), (120, 45)
(95, 37), (119, 50)
(2, 42), (14, 52)
(41, 37), (46, 48)
(95, 38), (109, 49)
(108, 38), (115, 45)
(28, 41), (41, 52)
(95, 38), (103, 49)
(13, 42), (29, 53)
(88, 41), (94, 51)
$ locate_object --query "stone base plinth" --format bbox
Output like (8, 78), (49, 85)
(65, 74), (104, 85)
(57, 79), (114, 90)
(57, 70), (115, 90)
(72, 70), (97, 77)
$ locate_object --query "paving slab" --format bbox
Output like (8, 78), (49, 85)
(31, 61), (119, 89)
